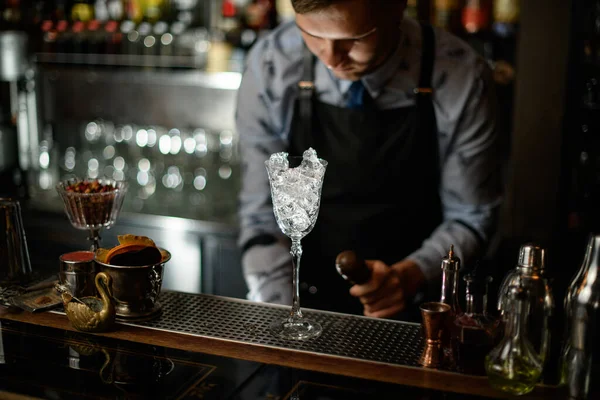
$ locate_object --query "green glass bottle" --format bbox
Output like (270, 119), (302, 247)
(485, 285), (543, 395)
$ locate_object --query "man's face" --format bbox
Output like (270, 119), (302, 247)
(295, 0), (404, 81)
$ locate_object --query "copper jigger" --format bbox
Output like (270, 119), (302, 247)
(419, 302), (451, 368)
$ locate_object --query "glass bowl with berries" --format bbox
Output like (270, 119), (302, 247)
(56, 178), (128, 250)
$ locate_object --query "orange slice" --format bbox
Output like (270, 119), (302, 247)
(117, 234), (156, 247)
(95, 248), (110, 264)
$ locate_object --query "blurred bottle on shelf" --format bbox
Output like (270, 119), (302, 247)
(54, 19), (71, 53)
(41, 20), (57, 53)
(125, 0), (144, 23)
(70, 21), (87, 53)
(491, 0), (519, 156)
(432, 0), (463, 35)
(219, 0), (241, 34)
(71, 0), (95, 22)
(491, 0), (519, 85)
(94, 0), (110, 23)
(143, 0), (163, 23)
(53, 0), (71, 22)
(461, 0), (493, 59)
(405, 0), (418, 20)
(584, 1), (600, 65)
(1, 0), (23, 31)
(276, 0), (295, 22)
(104, 20), (123, 54)
(86, 19), (104, 55)
(107, 0), (125, 22)
(244, 0), (278, 31)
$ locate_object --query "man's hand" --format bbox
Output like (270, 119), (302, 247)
(349, 259), (426, 318)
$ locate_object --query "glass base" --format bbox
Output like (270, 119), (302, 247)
(270, 318), (322, 341)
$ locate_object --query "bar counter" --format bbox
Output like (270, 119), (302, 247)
(0, 289), (565, 400)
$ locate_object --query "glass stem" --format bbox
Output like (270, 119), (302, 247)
(88, 229), (101, 252)
(289, 239), (303, 322)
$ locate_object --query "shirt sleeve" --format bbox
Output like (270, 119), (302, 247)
(406, 57), (504, 281)
(236, 39), (293, 304)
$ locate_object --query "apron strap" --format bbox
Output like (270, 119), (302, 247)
(416, 22), (436, 93)
(298, 45), (315, 147)
(415, 22), (439, 183)
(298, 24), (438, 150)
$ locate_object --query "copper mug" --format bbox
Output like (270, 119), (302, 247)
(419, 302), (451, 368)
(0, 198), (32, 286)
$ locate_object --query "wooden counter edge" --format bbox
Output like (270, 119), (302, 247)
(0, 310), (563, 400)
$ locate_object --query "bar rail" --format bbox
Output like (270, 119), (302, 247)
(0, 290), (563, 399)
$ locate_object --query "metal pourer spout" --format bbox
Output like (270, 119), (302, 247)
(442, 244), (461, 272)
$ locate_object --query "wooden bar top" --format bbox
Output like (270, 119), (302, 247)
(0, 301), (565, 400)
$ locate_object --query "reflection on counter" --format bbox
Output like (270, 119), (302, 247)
(0, 322), (231, 399)
(0, 320), (510, 400)
(29, 119), (240, 224)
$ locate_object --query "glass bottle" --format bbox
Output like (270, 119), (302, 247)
(405, 0), (418, 19)
(485, 285), (543, 395)
(561, 234), (600, 399)
(439, 245), (461, 364)
(462, 0), (494, 60)
(559, 235), (595, 384)
(440, 245), (461, 315)
(453, 273), (501, 375)
(497, 243), (554, 363)
(432, 0), (462, 35)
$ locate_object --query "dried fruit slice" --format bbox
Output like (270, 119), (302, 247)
(117, 234), (156, 247)
(95, 248), (110, 264)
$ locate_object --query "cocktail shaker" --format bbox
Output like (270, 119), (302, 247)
(0, 198), (32, 285)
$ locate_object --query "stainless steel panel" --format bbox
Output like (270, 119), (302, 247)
(39, 68), (241, 130)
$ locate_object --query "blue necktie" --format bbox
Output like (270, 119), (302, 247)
(346, 80), (365, 109)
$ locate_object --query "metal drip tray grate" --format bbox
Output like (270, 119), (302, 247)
(123, 291), (424, 366)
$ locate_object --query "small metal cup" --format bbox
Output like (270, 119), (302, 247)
(0, 198), (32, 286)
(59, 251), (97, 298)
(419, 302), (451, 368)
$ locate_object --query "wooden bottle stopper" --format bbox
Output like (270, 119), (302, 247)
(335, 250), (371, 285)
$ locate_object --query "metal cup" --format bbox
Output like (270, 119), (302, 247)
(419, 302), (451, 368)
(0, 198), (32, 286)
(59, 251), (97, 298)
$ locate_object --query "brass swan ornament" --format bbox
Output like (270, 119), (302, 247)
(61, 272), (116, 332)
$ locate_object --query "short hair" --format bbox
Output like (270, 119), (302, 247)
(291, 0), (340, 14)
(291, 0), (403, 14)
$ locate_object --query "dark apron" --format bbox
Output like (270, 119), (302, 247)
(288, 23), (442, 317)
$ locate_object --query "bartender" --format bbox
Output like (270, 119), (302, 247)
(236, 0), (503, 319)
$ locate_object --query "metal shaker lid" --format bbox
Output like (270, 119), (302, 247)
(518, 244), (545, 270)
(441, 245), (460, 271)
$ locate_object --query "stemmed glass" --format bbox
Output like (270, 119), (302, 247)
(56, 178), (128, 251)
(265, 149), (327, 340)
